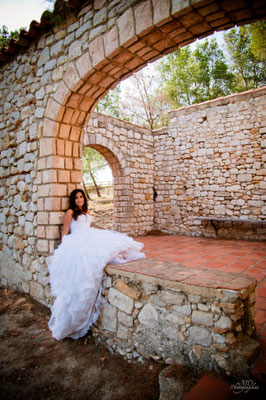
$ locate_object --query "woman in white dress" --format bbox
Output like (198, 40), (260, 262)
(48, 189), (145, 340)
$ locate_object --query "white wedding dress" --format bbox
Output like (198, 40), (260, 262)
(48, 214), (145, 340)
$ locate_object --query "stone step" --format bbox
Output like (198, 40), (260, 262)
(184, 374), (232, 400)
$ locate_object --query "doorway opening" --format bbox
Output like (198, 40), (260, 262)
(82, 146), (114, 230)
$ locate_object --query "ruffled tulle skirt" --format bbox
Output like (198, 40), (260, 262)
(48, 227), (145, 340)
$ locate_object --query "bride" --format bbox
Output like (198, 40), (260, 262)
(48, 189), (145, 340)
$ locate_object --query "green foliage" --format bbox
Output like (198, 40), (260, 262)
(156, 38), (234, 107)
(0, 25), (24, 48)
(96, 85), (122, 118)
(82, 147), (108, 182)
(249, 20), (266, 60)
(224, 23), (266, 91)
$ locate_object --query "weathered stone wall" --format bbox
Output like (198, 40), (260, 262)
(85, 112), (154, 234)
(93, 259), (258, 377)
(0, 0), (265, 302)
(153, 88), (266, 239)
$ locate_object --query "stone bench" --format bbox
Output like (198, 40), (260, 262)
(195, 216), (266, 235)
(92, 258), (259, 377)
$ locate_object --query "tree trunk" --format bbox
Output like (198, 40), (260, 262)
(82, 179), (91, 200)
(89, 171), (101, 197)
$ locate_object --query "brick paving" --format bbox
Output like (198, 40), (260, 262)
(135, 235), (266, 338)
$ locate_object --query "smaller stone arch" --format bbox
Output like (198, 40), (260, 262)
(84, 112), (155, 236)
(83, 139), (129, 233)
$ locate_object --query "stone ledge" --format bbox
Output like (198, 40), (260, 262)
(96, 258), (258, 376)
(105, 258), (257, 299)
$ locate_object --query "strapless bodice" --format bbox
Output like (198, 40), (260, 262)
(70, 214), (91, 234)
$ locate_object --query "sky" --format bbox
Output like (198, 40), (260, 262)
(0, 0), (51, 31)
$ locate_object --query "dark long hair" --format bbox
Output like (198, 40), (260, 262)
(69, 189), (88, 220)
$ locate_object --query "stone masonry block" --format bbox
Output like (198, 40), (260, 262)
(45, 197), (61, 211)
(98, 303), (117, 332)
(59, 124), (71, 140)
(172, 0), (191, 16)
(118, 8), (136, 47)
(29, 281), (44, 301)
(45, 156), (64, 170)
(215, 316), (233, 333)
(45, 98), (63, 121)
(152, 0), (171, 26)
(58, 170), (70, 183)
(138, 303), (159, 329)
(46, 226), (60, 240)
(69, 126), (82, 141)
(134, 1), (153, 36)
(188, 326), (212, 346)
(71, 171), (81, 183)
(50, 184), (67, 197)
(104, 26), (119, 57)
(43, 119), (59, 138)
(75, 52), (92, 80)
(63, 63), (83, 92)
(37, 212), (49, 225)
(115, 278), (141, 300)
(192, 310), (214, 327)
(56, 139), (65, 156)
(108, 287), (134, 314)
(39, 138), (56, 157)
(37, 239), (49, 253)
(54, 81), (71, 105)
(89, 36), (105, 67)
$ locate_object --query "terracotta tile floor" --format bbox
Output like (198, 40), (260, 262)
(135, 235), (266, 338)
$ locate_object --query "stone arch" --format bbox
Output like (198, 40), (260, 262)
(38, 0), (265, 253)
(83, 130), (131, 232)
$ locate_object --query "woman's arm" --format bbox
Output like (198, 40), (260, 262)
(61, 209), (73, 239)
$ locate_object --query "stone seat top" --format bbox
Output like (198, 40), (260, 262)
(105, 258), (257, 297)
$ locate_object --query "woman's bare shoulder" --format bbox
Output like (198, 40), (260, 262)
(65, 209), (74, 216)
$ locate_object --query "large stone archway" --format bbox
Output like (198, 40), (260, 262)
(38, 0), (266, 255)
(0, 0), (265, 301)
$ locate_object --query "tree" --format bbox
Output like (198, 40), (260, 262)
(120, 69), (171, 128)
(193, 38), (234, 101)
(82, 147), (109, 198)
(224, 23), (266, 91)
(156, 38), (234, 107)
(0, 25), (24, 48)
(96, 84), (122, 118)
(249, 20), (266, 60)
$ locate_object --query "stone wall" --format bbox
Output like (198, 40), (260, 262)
(85, 112), (154, 234)
(153, 88), (266, 239)
(93, 259), (258, 377)
(0, 0), (265, 302)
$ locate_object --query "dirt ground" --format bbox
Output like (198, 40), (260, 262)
(0, 288), (164, 400)
(88, 187), (114, 230)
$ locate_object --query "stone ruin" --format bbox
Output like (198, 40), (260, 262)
(0, 0), (265, 376)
